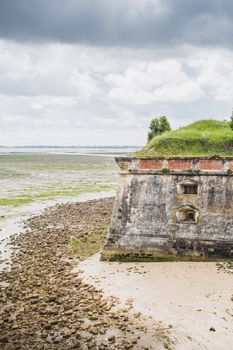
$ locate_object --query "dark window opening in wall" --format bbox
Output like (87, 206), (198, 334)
(186, 211), (195, 221)
(183, 185), (198, 194)
(178, 208), (197, 223)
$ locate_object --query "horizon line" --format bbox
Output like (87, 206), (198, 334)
(0, 145), (142, 148)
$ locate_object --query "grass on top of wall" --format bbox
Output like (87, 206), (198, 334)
(135, 120), (233, 157)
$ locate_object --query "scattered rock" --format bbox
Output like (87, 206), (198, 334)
(0, 198), (158, 349)
(209, 327), (216, 332)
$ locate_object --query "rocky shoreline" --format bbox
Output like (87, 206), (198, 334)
(0, 198), (170, 350)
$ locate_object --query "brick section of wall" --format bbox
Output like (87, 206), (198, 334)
(167, 159), (192, 171)
(138, 159), (164, 170)
(115, 157), (233, 172)
(198, 159), (223, 171)
(228, 161), (233, 170)
(117, 160), (132, 170)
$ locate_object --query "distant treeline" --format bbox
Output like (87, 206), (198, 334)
(0, 145), (140, 149)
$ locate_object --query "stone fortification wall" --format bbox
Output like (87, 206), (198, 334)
(102, 157), (233, 261)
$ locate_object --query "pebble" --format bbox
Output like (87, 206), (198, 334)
(0, 198), (151, 350)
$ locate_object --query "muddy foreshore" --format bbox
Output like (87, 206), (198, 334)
(0, 198), (170, 350)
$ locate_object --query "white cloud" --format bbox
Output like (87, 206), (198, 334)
(30, 96), (77, 110)
(0, 43), (33, 81)
(106, 61), (204, 104)
(191, 51), (233, 101)
(70, 69), (101, 101)
(0, 40), (232, 146)
(0, 41), (101, 101)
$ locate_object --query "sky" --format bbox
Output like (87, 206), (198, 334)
(0, 0), (233, 146)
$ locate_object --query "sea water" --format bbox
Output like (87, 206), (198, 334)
(0, 147), (136, 240)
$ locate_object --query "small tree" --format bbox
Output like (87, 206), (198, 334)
(230, 110), (233, 130)
(147, 118), (160, 142)
(147, 116), (171, 142)
(159, 116), (171, 133)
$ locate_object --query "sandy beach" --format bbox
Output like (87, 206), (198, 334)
(79, 254), (233, 349)
(0, 197), (232, 349)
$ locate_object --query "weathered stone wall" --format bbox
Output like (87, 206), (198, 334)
(102, 157), (233, 261)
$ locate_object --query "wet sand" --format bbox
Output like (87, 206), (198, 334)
(78, 254), (233, 350)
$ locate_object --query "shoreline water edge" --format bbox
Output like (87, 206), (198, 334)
(0, 191), (115, 273)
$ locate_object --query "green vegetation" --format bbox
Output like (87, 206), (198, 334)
(161, 168), (170, 174)
(68, 240), (81, 250)
(147, 116), (171, 142)
(187, 168), (200, 175)
(0, 197), (34, 207)
(230, 110), (233, 130)
(0, 184), (114, 208)
(136, 119), (233, 157)
(68, 224), (109, 260)
(107, 253), (178, 262)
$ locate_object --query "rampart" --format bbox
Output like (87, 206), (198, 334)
(101, 157), (233, 261)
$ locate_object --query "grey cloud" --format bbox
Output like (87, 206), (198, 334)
(0, 0), (232, 48)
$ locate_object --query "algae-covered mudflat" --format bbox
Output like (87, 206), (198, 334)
(0, 149), (120, 220)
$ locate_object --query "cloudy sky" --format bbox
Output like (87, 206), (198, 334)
(0, 0), (233, 146)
